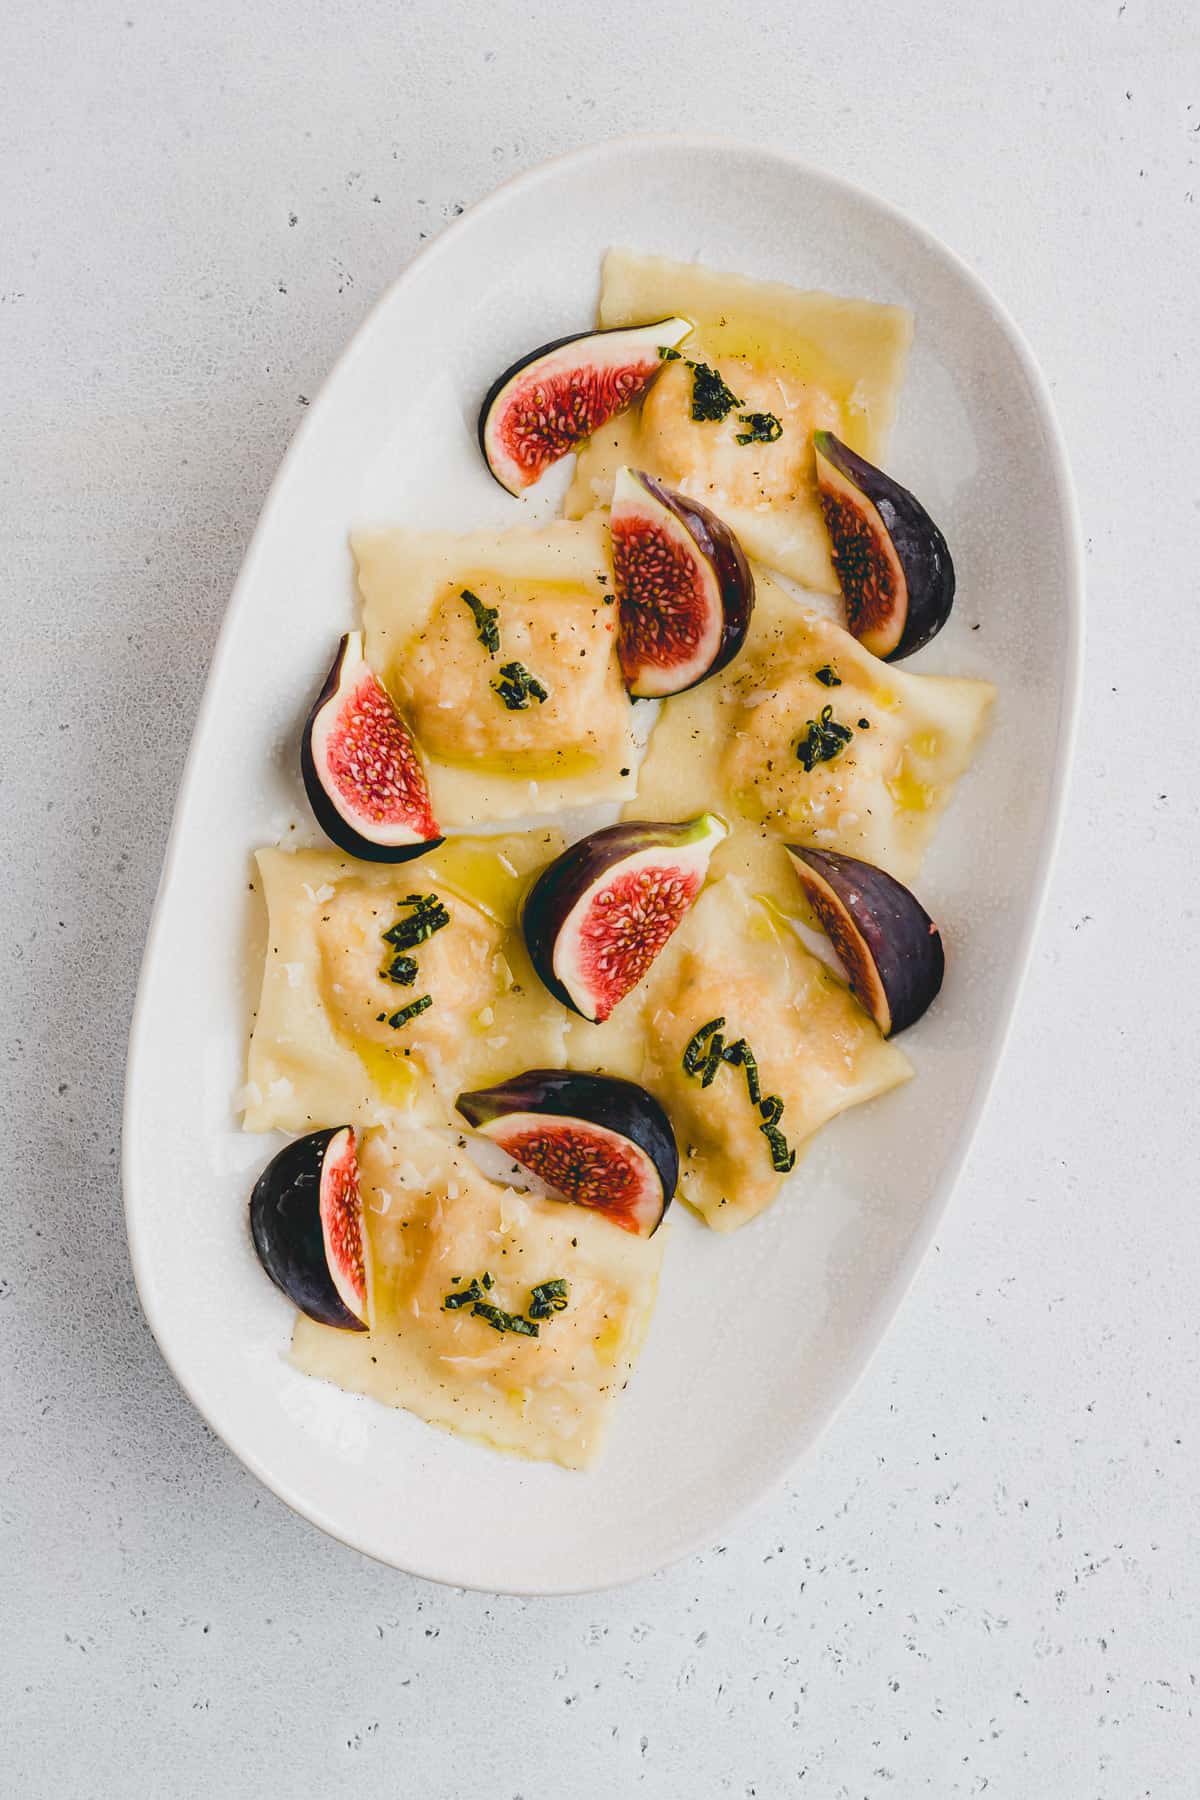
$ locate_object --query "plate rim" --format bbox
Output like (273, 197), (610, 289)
(122, 131), (1085, 1594)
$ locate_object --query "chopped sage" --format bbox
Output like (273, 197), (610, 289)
(699, 1031), (726, 1087)
(721, 1037), (762, 1107)
(460, 587), (500, 655)
(759, 1122), (797, 1172)
(813, 664), (842, 688)
(443, 1279), (483, 1310)
(382, 953), (418, 986)
(683, 1016), (725, 1075)
(687, 360), (742, 423)
(492, 660), (549, 711)
(758, 1094), (783, 1128)
(683, 1024), (796, 1173)
(756, 1093), (796, 1171)
(444, 1273), (569, 1333)
(383, 893), (450, 951)
(386, 994), (432, 1030)
(795, 704), (853, 773)
(734, 410), (782, 445)
(472, 1301), (539, 1338)
(379, 895), (446, 1002)
(528, 1278), (571, 1319)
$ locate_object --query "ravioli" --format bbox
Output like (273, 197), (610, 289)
(565, 250), (913, 591)
(638, 878), (911, 1232)
(353, 514), (639, 826)
(243, 833), (566, 1134)
(630, 572), (993, 890)
(290, 1124), (664, 1468)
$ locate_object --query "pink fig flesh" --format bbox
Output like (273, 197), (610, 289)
(302, 632), (441, 862)
(814, 431), (955, 661)
(523, 815), (727, 1022)
(250, 1126), (368, 1330)
(610, 467), (754, 696)
(457, 1069), (677, 1237)
(479, 320), (690, 495)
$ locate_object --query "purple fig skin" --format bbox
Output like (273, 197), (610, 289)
(249, 1127), (367, 1331)
(786, 845), (944, 1037)
(457, 1068), (678, 1232)
(614, 470), (755, 695)
(522, 815), (724, 1021)
(300, 635), (443, 864)
(813, 432), (955, 662)
(478, 320), (689, 495)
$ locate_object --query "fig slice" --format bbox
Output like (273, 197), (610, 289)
(479, 318), (691, 495)
(301, 631), (442, 862)
(610, 466), (754, 696)
(785, 845), (944, 1037)
(523, 814), (728, 1023)
(813, 430), (956, 661)
(250, 1126), (368, 1330)
(457, 1069), (677, 1237)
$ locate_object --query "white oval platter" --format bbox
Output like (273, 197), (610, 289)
(124, 136), (1082, 1594)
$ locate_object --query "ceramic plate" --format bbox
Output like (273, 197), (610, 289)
(123, 135), (1082, 1594)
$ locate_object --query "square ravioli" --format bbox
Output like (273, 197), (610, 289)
(565, 249), (913, 592)
(290, 1124), (664, 1469)
(353, 514), (639, 827)
(637, 878), (911, 1232)
(629, 572), (994, 891)
(243, 833), (567, 1134)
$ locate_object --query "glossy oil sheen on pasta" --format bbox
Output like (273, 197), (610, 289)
(561, 876), (911, 1232)
(630, 572), (994, 893)
(353, 514), (639, 827)
(566, 250), (913, 591)
(289, 1124), (664, 1468)
(243, 833), (566, 1134)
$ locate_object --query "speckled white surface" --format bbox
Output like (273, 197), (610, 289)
(3, 0), (1197, 1792)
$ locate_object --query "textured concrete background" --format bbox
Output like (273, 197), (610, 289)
(3, 1), (1198, 1793)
